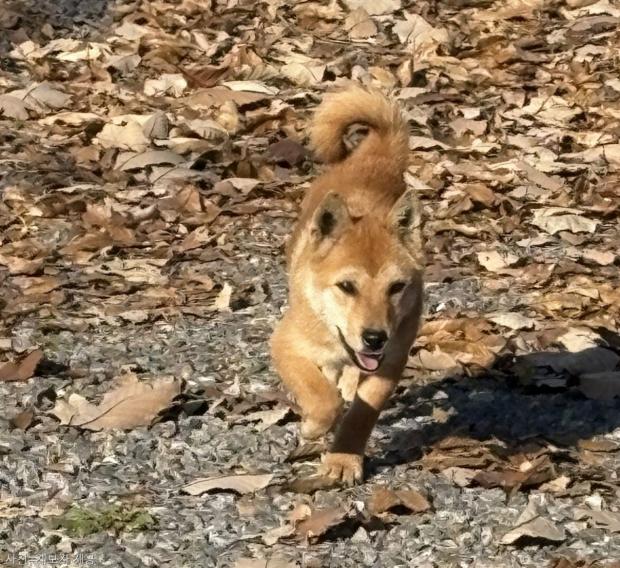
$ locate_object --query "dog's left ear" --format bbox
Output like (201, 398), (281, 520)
(389, 189), (423, 252)
(311, 192), (351, 243)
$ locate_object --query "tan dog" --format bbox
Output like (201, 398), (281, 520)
(271, 86), (424, 485)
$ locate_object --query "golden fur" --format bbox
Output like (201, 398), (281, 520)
(271, 85), (424, 485)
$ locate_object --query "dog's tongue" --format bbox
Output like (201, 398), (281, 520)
(357, 353), (380, 372)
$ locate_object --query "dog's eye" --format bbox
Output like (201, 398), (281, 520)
(388, 281), (406, 295)
(336, 280), (356, 295)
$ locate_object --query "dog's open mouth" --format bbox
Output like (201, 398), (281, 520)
(353, 351), (383, 372)
(337, 328), (384, 373)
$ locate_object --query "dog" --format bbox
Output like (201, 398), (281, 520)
(270, 85), (424, 485)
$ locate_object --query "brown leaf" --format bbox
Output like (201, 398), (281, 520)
(185, 87), (269, 108)
(182, 473), (274, 496)
(295, 506), (347, 541)
(421, 437), (499, 471)
(10, 409), (35, 430)
(12, 276), (62, 295)
(234, 556), (297, 568)
(266, 138), (307, 167)
(574, 508), (620, 533)
(548, 559), (596, 568)
(368, 486), (431, 516)
(0, 94), (28, 119)
(501, 516), (566, 544)
(473, 455), (555, 492)
(0, 350), (44, 382)
(477, 250), (519, 272)
(234, 406), (291, 431)
(286, 442), (326, 463)
(577, 438), (620, 453)
(530, 208), (599, 235)
(441, 467), (477, 487)
(284, 475), (335, 494)
(501, 497), (566, 545)
(410, 347), (458, 371)
(51, 372), (181, 430)
(345, 8), (377, 39)
(212, 282), (233, 311)
(178, 226), (211, 252)
(519, 161), (564, 191)
(463, 183), (495, 207)
(0, 254), (45, 275)
(538, 475), (571, 494)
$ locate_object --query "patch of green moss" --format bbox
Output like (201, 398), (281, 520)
(51, 504), (157, 538)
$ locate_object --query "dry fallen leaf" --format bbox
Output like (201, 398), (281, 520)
(0, 350), (44, 382)
(234, 556), (297, 568)
(213, 283), (233, 311)
(261, 523), (297, 546)
(577, 438), (620, 453)
(144, 74), (188, 97)
(286, 442), (326, 463)
(96, 121), (149, 151)
(343, 0), (400, 16)
(51, 372), (181, 429)
(182, 473), (274, 496)
(441, 467), (477, 488)
(488, 312), (536, 331)
(284, 475), (336, 494)
(9, 82), (71, 113)
(473, 455), (555, 492)
(367, 486), (431, 516)
(421, 437), (499, 471)
(574, 508), (620, 533)
(538, 475), (571, 494)
(10, 408), (35, 430)
(345, 8), (377, 39)
(501, 497), (566, 545)
(530, 208), (599, 235)
(295, 506), (348, 541)
(582, 249), (616, 266)
(410, 347), (459, 371)
(477, 250), (519, 272)
(234, 406), (291, 431)
(0, 94), (29, 119)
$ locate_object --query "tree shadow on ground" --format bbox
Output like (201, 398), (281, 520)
(1, 0), (113, 57)
(373, 337), (620, 471)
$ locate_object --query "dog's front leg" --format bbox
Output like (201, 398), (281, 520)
(271, 327), (343, 440)
(321, 373), (397, 485)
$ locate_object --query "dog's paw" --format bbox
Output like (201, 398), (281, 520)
(320, 452), (364, 486)
(300, 417), (331, 440)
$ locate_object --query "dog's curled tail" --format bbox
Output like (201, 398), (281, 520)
(309, 85), (409, 177)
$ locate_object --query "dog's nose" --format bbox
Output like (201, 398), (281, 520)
(362, 329), (388, 351)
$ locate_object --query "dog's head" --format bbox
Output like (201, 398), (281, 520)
(301, 190), (424, 373)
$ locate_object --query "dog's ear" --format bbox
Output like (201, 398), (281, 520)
(311, 192), (351, 242)
(389, 189), (423, 252)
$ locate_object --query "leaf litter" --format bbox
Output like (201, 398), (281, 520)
(1, 0), (620, 565)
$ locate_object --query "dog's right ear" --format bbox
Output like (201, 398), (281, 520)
(311, 192), (351, 242)
(388, 189), (423, 253)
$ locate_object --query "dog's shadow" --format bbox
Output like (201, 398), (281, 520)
(372, 336), (620, 471)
